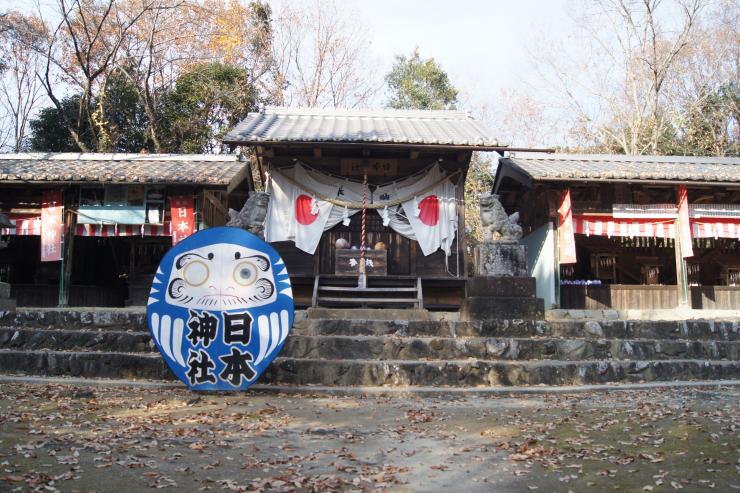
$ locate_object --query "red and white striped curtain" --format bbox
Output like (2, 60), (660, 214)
(573, 215), (740, 240)
(573, 215), (676, 238)
(2, 217), (172, 238)
(0, 217), (42, 236)
(691, 218), (740, 239)
(74, 222), (171, 237)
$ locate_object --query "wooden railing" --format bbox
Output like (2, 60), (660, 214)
(202, 190), (228, 227)
(561, 284), (740, 310)
(690, 286), (740, 309)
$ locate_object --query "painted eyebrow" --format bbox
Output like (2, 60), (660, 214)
(231, 253), (269, 271)
(175, 252), (213, 269)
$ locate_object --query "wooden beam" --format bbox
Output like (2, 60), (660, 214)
(313, 147), (322, 158)
(409, 150), (420, 160)
(59, 186), (77, 307)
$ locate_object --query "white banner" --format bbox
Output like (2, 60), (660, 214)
(265, 164), (361, 254)
(374, 164), (458, 256)
(264, 163), (458, 256)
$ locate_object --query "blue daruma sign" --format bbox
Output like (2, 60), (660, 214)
(147, 227), (293, 391)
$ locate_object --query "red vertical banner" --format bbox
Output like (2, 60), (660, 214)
(677, 185), (694, 258)
(170, 195), (195, 245)
(558, 189), (577, 264)
(41, 191), (64, 262)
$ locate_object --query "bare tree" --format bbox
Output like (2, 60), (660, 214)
(4, 0), (177, 151)
(667, 0), (739, 155)
(120, 0), (272, 151)
(531, 0), (715, 155)
(0, 12), (45, 152)
(270, 0), (381, 108)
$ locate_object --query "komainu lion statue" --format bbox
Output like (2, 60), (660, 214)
(226, 191), (270, 238)
(479, 193), (522, 242)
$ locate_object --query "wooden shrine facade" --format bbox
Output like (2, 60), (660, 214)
(0, 153), (251, 307)
(494, 153), (740, 310)
(224, 107), (504, 309)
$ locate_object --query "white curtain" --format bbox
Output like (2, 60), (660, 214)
(374, 164), (458, 256)
(265, 164), (361, 254)
(264, 163), (458, 256)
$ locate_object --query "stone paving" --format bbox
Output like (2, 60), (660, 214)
(0, 379), (737, 492)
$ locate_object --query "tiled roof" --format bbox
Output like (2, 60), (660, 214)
(222, 107), (499, 147)
(0, 153), (246, 185)
(501, 153), (740, 183)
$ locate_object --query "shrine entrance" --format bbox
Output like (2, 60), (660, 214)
(223, 107), (505, 309)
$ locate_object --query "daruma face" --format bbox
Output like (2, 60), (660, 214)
(165, 243), (277, 310)
(148, 227), (294, 391)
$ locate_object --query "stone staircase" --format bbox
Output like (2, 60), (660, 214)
(0, 308), (738, 388)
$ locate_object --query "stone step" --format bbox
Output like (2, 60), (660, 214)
(4, 310), (738, 342)
(264, 358), (740, 387)
(282, 335), (740, 361)
(1, 350), (737, 387)
(294, 319), (740, 341)
(0, 349), (171, 380)
(0, 328), (154, 353)
(305, 307), (430, 321)
(5, 318), (736, 342)
(0, 310), (147, 331)
(3, 327), (737, 362)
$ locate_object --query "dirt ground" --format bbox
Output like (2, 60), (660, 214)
(0, 381), (737, 492)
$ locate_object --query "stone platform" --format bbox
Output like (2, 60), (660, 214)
(0, 282), (15, 312)
(473, 243), (527, 277)
(461, 276), (545, 320)
(0, 309), (738, 388)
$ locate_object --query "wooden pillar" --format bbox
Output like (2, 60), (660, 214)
(457, 170), (467, 278)
(673, 218), (689, 308)
(674, 184), (690, 308)
(58, 188), (76, 307)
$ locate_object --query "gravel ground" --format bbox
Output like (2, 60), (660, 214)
(0, 380), (738, 492)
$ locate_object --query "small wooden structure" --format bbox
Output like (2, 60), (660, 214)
(0, 153), (252, 307)
(494, 153), (740, 310)
(224, 107), (505, 309)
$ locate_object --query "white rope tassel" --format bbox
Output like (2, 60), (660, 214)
(381, 205), (390, 227)
(309, 195), (320, 216)
(342, 206), (350, 226)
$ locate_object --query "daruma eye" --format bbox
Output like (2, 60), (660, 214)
(183, 260), (209, 286)
(233, 261), (258, 286)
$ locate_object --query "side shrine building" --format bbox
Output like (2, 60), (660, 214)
(223, 107), (504, 309)
(493, 153), (740, 311)
(0, 153), (252, 307)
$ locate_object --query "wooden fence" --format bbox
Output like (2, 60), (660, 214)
(561, 284), (740, 310)
(690, 286), (740, 310)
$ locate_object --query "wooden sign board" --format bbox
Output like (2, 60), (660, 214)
(340, 159), (398, 177)
(335, 249), (388, 276)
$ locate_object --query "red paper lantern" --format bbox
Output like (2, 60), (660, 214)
(418, 195), (439, 226)
(295, 194), (318, 225)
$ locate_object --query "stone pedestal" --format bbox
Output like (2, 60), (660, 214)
(462, 243), (544, 321)
(0, 282), (16, 312)
(474, 243), (528, 277)
(461, 276), (544, 320)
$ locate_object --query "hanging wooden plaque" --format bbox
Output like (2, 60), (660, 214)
(340, 159), (398, 177)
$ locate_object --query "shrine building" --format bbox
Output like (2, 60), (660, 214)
(223, 107), (508, 309)
(493, 153), (740, 310)
(0, 153), (251, 307)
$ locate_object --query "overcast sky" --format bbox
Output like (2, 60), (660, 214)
(347, 0), (570, 100)
(6, 0), (572, 103)
(3, 0), (575, 146)
(270, 0), (572, 110)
